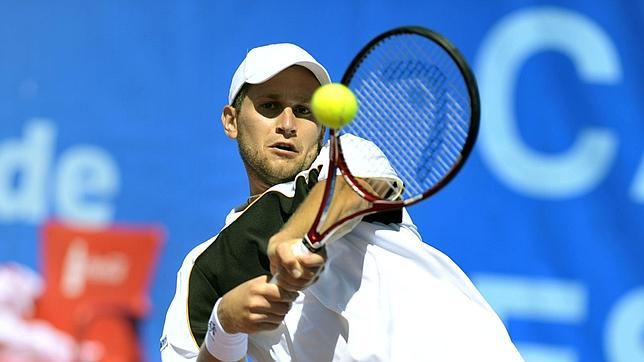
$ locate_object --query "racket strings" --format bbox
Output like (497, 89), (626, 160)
(343, 33), (472, 199)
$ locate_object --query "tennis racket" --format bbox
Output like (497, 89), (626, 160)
(297, 25), (480, 255)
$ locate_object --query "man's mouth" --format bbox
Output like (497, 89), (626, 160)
(270, 142), (298, 153)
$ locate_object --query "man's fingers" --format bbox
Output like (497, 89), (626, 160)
(221, 275), (302, 334)
(270, 239), (327, 291)
(298, 252), (326, 269)
(272, 273), (305, 292)
(276, 287), (299, 301)
(273, 268), (321, 291)
(261, 278), (300, 301)
(252, 321), (285, 332)
(247, 307), (291, 322)
(249, 291), (294, 314)
(276, 240), (305, 278)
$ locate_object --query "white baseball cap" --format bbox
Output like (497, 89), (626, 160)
(228, 43), (331, 104)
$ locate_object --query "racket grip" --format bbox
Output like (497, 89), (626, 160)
(269, 240), (311, 284)
(291, 239), (312, 256)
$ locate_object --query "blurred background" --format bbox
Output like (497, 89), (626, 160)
(0, 1), (642, 361)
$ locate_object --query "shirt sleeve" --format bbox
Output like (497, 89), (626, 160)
(312, 133), (404, 200)
(161, 239), (217, 361)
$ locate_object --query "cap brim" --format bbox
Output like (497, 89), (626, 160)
(245, 61), (331, 87)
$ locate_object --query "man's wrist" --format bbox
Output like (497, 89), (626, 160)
(205, 298), (248, 361)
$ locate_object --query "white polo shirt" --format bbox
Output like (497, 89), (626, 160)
(161, 134), (523, 361)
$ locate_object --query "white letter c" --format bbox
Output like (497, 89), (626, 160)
(476, 7), (621, 198)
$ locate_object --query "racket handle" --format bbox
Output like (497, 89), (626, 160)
(291, 239), (312, 256)
(269, 240), (311, 284)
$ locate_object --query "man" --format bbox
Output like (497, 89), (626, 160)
(161, 43), (523, 361)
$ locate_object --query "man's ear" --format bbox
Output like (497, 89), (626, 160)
(221, 105), (238, 139)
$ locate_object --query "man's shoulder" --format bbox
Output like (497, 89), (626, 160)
(176, 235), (219, 273)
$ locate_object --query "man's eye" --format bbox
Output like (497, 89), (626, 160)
(294, 105), (311, 116)
(261, 102), (278, 110)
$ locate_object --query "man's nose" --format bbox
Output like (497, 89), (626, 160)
(276, 107), (297, 138)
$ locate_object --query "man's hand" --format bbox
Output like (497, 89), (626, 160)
(267, 237), (326, 291)
(217, 275), (299, 334)
(265, 178), (371, 292)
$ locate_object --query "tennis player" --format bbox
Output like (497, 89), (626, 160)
(161, 43), (523, 361)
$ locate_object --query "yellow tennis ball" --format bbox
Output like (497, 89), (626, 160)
(311, 83), (358, 129)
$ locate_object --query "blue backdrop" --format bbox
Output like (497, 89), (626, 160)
(1, 1), (642, 361)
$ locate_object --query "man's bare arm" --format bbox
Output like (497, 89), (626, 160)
(267, 176), (377, 290)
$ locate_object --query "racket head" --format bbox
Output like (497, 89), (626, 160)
(338, 26), (480, 206)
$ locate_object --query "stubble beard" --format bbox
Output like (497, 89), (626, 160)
(237, 132), (320, 187)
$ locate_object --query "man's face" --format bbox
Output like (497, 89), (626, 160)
(226, 66), (324, 192)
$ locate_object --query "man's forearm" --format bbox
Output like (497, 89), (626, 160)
(271, 177), (370, 243)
